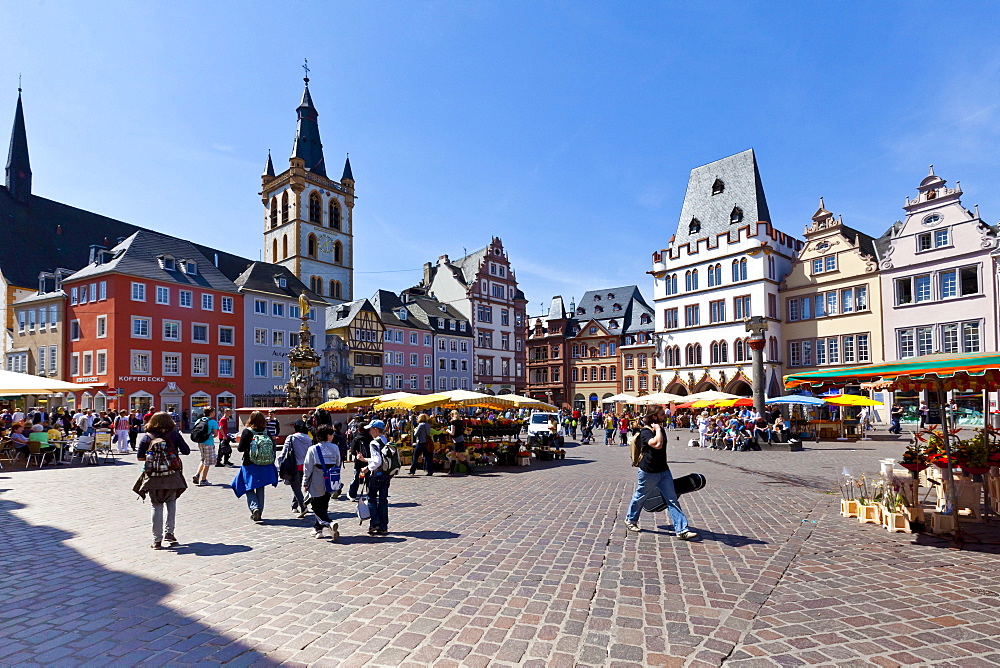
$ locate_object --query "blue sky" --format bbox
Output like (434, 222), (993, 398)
(3, 2), (1000, 314)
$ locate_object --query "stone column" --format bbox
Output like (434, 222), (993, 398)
(748, 337), (766, 417)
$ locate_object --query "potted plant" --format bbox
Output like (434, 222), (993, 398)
(899, 440), (929, 474)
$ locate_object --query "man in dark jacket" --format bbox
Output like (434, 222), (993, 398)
(347, 430), (370, 501)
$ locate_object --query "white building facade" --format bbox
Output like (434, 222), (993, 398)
(650, 150), (803, 397)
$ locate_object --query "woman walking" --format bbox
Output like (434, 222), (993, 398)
(409, 413), (434, 475)
(285, 421), (313, 518)
(302, 426), (341, 540)
(133, 412), (190, 549)
(231, 410), (279, 523)
(624, 405), (697, 540)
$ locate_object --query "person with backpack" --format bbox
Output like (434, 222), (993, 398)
(624, 405), (697, 540)
(302, 426), (342, 540)
(284, 421), (313, 518)
(347, 427), (370, 501)
(133, 412), (190, 550)
(190, 407), (218, 487)
(355, 419), (392, 535)
(231, 410), (279, 523)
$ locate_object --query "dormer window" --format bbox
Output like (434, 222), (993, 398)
(594, 305), (604, 313)
(398, 308), (408, 321)
(730, 207), (744, 224)
(181, 260), (198, 275)
(576, 307), (585, 315)
(158, 255), (176, 271)
(640, 313), (651, 324)
(712, 179), (724, 195)
(594, 295), (601, 301)
(609, 319), (619, 328)
(272, 276), (287, 288)
(612, 303), (622, 311)
(607, 293), (614, 299)
(689, 218), (701, 234)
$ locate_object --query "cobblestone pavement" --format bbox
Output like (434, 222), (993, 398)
(2, 432), (999, 667)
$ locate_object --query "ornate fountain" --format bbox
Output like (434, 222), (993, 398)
(285, 292), (323, 408)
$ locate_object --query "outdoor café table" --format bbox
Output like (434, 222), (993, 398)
(48, 440), (68, 464)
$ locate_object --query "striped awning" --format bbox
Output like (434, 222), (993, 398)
(784, 351), (1000, 391)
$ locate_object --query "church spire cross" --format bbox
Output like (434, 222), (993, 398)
(302, 58), (310, 84)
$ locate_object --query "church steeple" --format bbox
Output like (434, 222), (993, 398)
(290, 71), (326, 177)
(5, 88), (31, 203)
(342, 155), (353, 182)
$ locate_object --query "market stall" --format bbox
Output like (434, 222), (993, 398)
(785, 351), (1000, 537)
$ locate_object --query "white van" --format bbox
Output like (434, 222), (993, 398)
(527, 412), (557, 436)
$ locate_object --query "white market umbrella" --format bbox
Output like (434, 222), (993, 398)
(684, 390), (742, 402)
(436, 389), (518, 408)
(631, 392), (688, 405)
(604, 393), (638, 403)
(0, 369), (92, 394)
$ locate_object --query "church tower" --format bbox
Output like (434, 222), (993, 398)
(261, 71), (354, 304)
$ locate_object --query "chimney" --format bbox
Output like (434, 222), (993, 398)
(437, 254), (450, 266)
(422, 262), (432, 286)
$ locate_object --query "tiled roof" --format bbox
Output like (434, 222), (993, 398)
(401, 296), (472, 337)
(326, 298), (374, 331)
(371, 289), (432, 331)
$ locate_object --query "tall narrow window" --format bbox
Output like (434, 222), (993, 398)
(330, 200), (342, 230)
(272, 239), (278, 261)
(270, 197), (278, 228)
(282, 234), (289, 259)
(309, 192), (321, 224)
(308, 234), (318, 258)
(334, 241), (343, 264)
(281, 191), (289, 223)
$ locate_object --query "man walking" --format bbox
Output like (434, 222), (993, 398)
(356, 419), (391, 535)
(624, 405), (697, 540)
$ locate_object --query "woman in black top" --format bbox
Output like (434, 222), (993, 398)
(624, 405), (696, 539)
(133, 412), (191, 549)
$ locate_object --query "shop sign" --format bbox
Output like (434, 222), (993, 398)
(190, 377), (236, 390)
(75, 377), (99, 383)
(119, 376), (165, 382)
(272, 350), (287, 358)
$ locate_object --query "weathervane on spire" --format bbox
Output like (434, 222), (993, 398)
(302, 58), (310, 84)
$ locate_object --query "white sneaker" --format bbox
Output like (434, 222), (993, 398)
(625, 521), (641, 532)
(310, 529), (323, 538)
(676, 530), (699, 541)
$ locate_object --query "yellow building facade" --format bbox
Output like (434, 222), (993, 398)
(780, 201), (884, 408)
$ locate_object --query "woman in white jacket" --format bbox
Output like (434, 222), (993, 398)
(302, 426), (342, 540)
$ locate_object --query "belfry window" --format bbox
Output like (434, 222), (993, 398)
(281, 192), (289, 223)
(330, 201), (342, 230)
(308, 234), (318, 258)
(309, 192), (322, 224)
(269, 198), (278, 228)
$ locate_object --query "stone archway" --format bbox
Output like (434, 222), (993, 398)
(666, 383), (688, 396)
(727, 380), (752, 397)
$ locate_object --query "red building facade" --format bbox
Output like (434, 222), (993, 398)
(63, 232), (243, 419)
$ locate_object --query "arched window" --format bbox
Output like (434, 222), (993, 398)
(711, 342), (721, 364)
(309, 192), (322, 224)
(282, 234), (289, 259)
(767, 256), (776, 280)
(610, 366), (617, 381)
(685, 344), (693, 366)
(269, 197), (278, 228)
(591, 367), (598, 381)
(730, 206), (743, 224)
(720, 341), (728, 363)
(329, 280), (341, 299)
(329, 200), (342, 230)
(712, 178), (724, 195)
(768, 336), (778, 362)
(281, 191), (289, 223)
(313, 277), (323, 296)
(739, 258), (748, 281)
(334, 241), (343, 264)
(307, 233), (317, 258)
(689, 218), (701, 234)
(685, 271), (692, 292)
(691, 269), (699, 290)
(734, 338), (746, 362)
(600, 367), (607, 381)
(732, 259), (740, 282)
(272, 239), (278, 262)
(694, 344), (702, 365)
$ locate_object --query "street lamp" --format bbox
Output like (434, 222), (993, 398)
(744, 316), (768, 416)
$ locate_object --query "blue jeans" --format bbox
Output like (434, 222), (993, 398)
(368, 472), (390, 530)
(627, 468), (688, 532)
(245, 487), (265, 514)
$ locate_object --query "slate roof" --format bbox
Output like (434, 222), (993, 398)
(371, 289), (432, 331)
(570, 286), (653, 335)
(0, 185), (253, 289)
(450, 246), (489, 286)
(291, 81), (326, 177)
(234, 261), (326, 304)
(326, 298), (375, 331)
(673, 149), (771, 247)
(838, 224), (878, 260)
(400, 296), (473, 337)
(64, 230), (239, 292)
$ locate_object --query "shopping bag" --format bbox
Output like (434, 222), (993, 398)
(357, 497), (371, 522)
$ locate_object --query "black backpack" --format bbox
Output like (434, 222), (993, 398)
(190, 417), (211, 444)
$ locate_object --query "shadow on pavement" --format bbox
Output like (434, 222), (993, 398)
(172, 542), (253, 556)
(911, 528), (1000, 555)
(695, 530), (769, 547)
(337, 534), (406, 545)
(390, 530), (460, 540)
(0, 489), (275, 665)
